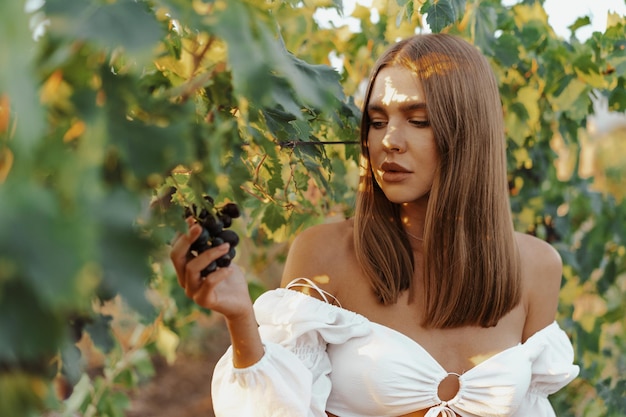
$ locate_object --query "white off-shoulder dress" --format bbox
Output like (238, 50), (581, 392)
(211, 280), (579, 417)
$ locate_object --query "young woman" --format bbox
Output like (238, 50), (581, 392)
(170, 33), (579, 417)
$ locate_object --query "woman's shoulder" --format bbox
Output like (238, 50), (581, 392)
(514, 232), (562, 275)
(287, 218), (354, 258)
(280, 218), (357, 295)
(514, 232), (563, 340)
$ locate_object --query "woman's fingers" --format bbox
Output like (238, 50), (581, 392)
(170, 222), (201, 259)
(184, 243), (231, 295)
(191, 265), (250, 315)
(191, 265), (233, 307)
(171, 222), (203, 286)
(170, 216), (243, 311)
(185, 216), (196, 228)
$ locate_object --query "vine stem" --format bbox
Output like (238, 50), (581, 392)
(278, 140), (359, 148)
(83, 316), (161, 417)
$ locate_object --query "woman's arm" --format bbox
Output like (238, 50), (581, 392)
(170, 219), (264, 368)
(517, 233), (564, 342)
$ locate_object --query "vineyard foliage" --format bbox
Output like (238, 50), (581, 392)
(0, 0), (625, 416)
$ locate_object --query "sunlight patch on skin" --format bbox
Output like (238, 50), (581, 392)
(380, 75), (420, 106)
(470, 350), (511, 368)
(312, 274), (331, 285)
(296, 274), (331, 297)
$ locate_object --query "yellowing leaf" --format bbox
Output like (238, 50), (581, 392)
(40, 70), (73, 112)
(352, 4), (373, 21)
(63, 120), (86, 143)
(590, 127), (626, 201)
(573, 293), (608, 332)
(308, 0), (335, 7)
(192, 0), (213, 15)
(516, 86), (542, 131)
(0, 147), (13, 183)
(154, 37), (203, 81)
(550, 77), (588, 112)
(516, 205), (536, 231)
(512, 146), (530, 168)
(607, 11), (626, 28)
(386, 15), (418, 42)
(171, 166), (192, 184)
(575, 69), (608, 89)
(0, 94), (9, 134)
(155, 321), (179, 365)
(504, 110), (529, 146)
(513, 2), (548, 26)
(550, 131), (578, 181)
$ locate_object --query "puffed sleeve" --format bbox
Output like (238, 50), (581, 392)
(513, 321), (580, 417)
(211, 288), (370, 417)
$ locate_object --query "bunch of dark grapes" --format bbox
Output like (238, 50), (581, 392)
(184, 196), (241, 277)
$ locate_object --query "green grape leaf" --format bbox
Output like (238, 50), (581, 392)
(0, 0), (44, 152)
(609, 78), (626, 111)
(0, 279), (64, 361)
(248, 281), (266, 302)
(60, 341), (83, 386)
(493, 33), (521, 66)
(470, 1), (498, 55)
(568, 16), (592, 34)
(210, 0), (344, 113)
(44, 0), (164, 57)
(421, 0), (466, 33)
(0, 185), (91, 308)
(84, 314), (115, 354)
(261, 203), (286, 233)
(96, 188), (156, 318)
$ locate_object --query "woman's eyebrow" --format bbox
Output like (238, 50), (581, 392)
(399, 102), (427, 112)
(366, 102), (427, 113)
(366, 103), (386, 114)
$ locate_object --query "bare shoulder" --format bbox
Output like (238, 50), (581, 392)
(515, 232), (563, 340)
(516, 232), (563, 273)
(280, 219), (356, 296)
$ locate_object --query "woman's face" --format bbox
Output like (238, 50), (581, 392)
(366, 65), (439, 206)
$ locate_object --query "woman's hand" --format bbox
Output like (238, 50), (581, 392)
(170, 218), (253, 320)
(171, 218), (265, 367)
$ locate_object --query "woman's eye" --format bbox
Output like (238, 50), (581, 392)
(370, 120), (387, 129)
(410, 119), (430, 128)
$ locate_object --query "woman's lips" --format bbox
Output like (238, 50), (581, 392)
(380, 161), (412, 182)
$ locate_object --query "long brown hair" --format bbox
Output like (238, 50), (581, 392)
(353, 33), (521, 328)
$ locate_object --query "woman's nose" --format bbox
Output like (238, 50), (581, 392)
(382, 125), (405, 152)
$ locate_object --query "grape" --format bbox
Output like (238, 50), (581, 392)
(203, 215), (223, 235)
(219, 213), (232, 228)
(182, 195), (241, 278)
(219, 229), (239, 247)
(200, 261), (218, 277)
(216, 248), (236, 267)
(221, 203), (240, 218)
(216, 257), (230, 268)
(190, 228), (211, 251)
